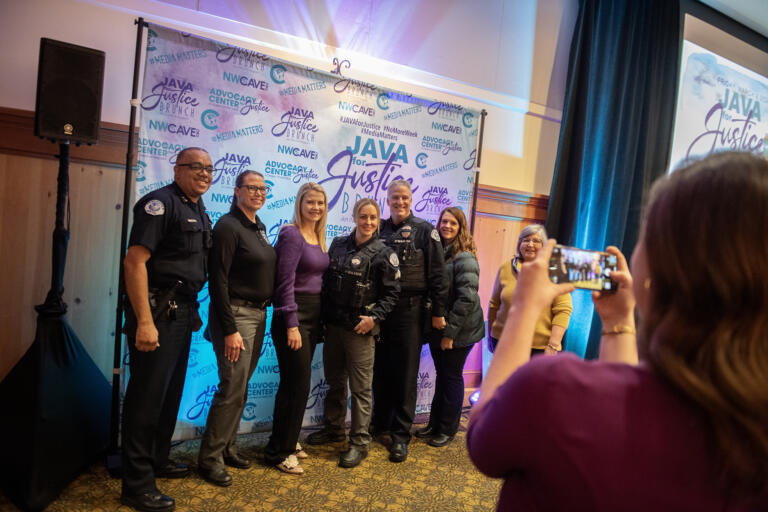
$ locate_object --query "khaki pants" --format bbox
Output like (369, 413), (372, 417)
(323, 323), (376, 446)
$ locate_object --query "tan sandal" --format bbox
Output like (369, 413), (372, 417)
(276, 454), (304, 475)
(294, 442), (308, 459)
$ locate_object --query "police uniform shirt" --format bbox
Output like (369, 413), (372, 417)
(324, 232), (401, 325)
(128, 182), (212, 300)
(379, 212), (448, 317)
(208, 207), (276, 335)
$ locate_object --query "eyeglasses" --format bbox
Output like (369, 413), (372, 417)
(241, 185), (268, 194)
(521, 237), (543, 246)
(177, 162), (214, 175)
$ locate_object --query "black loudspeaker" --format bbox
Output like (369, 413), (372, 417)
(34, 38), (105, 145)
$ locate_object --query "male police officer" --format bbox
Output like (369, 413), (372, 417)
(372, 179), (448, 463)
(121, 147), (213, 512)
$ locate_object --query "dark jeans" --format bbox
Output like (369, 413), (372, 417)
(372, 295), (424, 444)
(264, 294), (322, 464)
(122, 304), (195, 495)
(426, 338), (473, 436)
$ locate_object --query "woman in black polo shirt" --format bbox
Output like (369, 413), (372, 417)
(197, 170), (276, 487)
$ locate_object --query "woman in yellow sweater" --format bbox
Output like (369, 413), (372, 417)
(488, 224), (572, 355)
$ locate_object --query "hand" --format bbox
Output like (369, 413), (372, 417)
(544, 344), (559, 356)
(224, 332), (245, 363)
(135, 320), (159, 351)
(354, 315), (375, 335)
(440, 337), (453, 350)
(287, 327), (302, 351)
(511, 239), (575, 313)
(432, 316), (446, 330)
(592, 246), (636, 329)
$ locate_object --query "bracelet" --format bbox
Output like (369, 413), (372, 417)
(601, 324), (636, 336)
(546, 343), (561, 351)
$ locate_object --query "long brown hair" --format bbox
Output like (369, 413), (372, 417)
(438, 207), (477, 258)
(639, 151), (768, 495)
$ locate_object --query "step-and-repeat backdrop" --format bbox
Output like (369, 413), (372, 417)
(133, 24), (481, 439)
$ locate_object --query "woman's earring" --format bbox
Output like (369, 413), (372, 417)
(644, 278), (652, 290)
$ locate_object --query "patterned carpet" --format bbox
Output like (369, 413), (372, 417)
(0, 417), (500, 511)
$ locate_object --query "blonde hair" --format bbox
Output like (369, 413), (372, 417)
(291, 182), (328, 252)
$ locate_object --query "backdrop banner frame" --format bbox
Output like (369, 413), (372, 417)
(130, 22), (482, 440)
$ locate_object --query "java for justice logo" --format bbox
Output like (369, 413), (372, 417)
(216, 45), (270, 71)
(186, 384), (218, 420)
(271, 106), (319, 143)
(318, 138), (415, 212)
(141, 77), (200, 118)
(330, 57), (377, 98)
(427, 100), (463, 122)
(147, 119), (200, 138)
(414, 185), (451, 214)
(211, 152), (252, 186)
(268, 218), (291, 244)
(306, 378), (330, 410)
(686, 89), (764, 159)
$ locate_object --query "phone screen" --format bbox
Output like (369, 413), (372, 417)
(549, 245), (618, 291)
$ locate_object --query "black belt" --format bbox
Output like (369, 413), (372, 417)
(230, 298), (270, 309)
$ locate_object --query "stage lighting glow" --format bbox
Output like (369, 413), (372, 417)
(469, 390), (481, 406)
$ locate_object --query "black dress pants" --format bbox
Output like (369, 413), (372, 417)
(426, 339), (472, 436)
(372, 295), (423, 444)
(122, 304), (194, 495)
(264, 294), (321, 464)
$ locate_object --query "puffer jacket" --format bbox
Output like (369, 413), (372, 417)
(439, 245), (485, 348)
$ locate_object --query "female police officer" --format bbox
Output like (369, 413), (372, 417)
(306, 198), (400, 468)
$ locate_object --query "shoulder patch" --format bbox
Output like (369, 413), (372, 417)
(144, 199), (165, 216)
(389, 253), (399, 267)
(431, 229), (440, 242)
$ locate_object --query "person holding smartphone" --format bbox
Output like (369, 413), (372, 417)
(487, 224), (572, 355)
(468, 152), (768, 510)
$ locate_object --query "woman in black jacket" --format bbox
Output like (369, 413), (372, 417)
(417, 206), (484, 447)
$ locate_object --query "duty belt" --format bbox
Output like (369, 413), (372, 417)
(230, 297), (270, 309)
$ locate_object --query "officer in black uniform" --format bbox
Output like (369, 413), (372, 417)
(121, 147), (213, 512)
(372, 179), (448, 463)
(307, 198), (400, 468)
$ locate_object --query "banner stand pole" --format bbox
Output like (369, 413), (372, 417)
(469, 109), (487, 234)
(107, 16), (146, 478)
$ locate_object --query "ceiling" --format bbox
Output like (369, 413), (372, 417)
(701, 0), (768, 39)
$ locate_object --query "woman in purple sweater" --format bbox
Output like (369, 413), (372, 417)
(468, 152), (768, 510)
(264, 183), (329, 474)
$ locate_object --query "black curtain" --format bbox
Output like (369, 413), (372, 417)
(545, 0), (681, 358)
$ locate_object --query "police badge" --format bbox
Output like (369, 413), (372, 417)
(144, 199), (165, 216)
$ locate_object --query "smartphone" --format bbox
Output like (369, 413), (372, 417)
(549, 244), (618, 292)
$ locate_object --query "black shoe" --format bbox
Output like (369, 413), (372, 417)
(389, 442), (408, 463)
(155, 461), (189, 479)
(414, 425), (434, 439)
(305, 428), (346, 445)
(198, 466), (233, 487)
(338, 445), (368, 468)
(120, 491), (175, 511)
(428, 433), (454, 447)
(223, 453), (252, 469)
